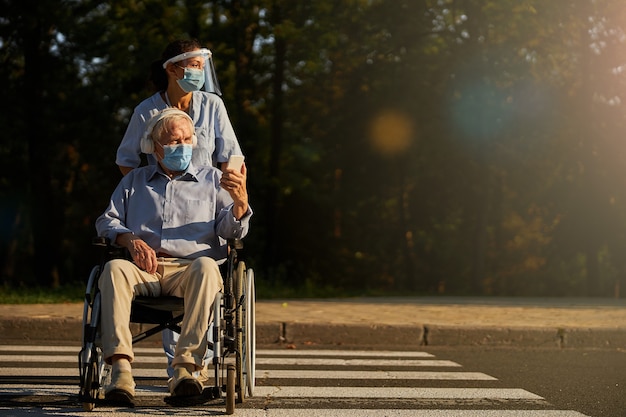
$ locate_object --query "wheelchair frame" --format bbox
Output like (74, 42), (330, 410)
(78, 237), (256, 414)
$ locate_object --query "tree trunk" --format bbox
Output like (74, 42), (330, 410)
(264, 2), (286, 270)
(23, 10), (61, 287)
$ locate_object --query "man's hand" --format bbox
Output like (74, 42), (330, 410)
(116, 233), (158, 274)
(220, 163), (249, 220)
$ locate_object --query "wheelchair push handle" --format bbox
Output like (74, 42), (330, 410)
(227, 238), (244, 250)
(92, 236), (110, 247)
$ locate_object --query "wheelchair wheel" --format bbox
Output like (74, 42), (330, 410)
(243, 267), (256, 397)
(79, 346), (103, 411)
(225, 364), (236, 415)
(234, 261), (245, 403)
(79, 273), (104, 411)
(81, 356), (98, 411)
(234, 261), (256, 401)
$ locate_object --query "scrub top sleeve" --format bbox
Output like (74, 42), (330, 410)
(116, 110), (147, 168)
(213, 100), (243, 164)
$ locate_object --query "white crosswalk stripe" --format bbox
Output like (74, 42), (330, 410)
(0, 345), (589, 416)
(0, 367), (496, 380)
(254, 386), (544, 399)
(0, 354), (458, 367)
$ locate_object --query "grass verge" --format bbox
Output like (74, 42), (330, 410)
(0, 283), (84, 304)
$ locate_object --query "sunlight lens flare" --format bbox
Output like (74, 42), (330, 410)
(368, 110), (414, 156)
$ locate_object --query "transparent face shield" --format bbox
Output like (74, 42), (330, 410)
(162, 48), (222, 96)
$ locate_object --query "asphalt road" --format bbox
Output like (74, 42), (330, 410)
(429, 345), (626, 417)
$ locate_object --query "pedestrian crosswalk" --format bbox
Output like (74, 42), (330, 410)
(0, 345), (589, 416)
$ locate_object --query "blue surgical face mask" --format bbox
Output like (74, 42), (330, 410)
(160, 144), (193, 171)
(176, 67), (205, 93)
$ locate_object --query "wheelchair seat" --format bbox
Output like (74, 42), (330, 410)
(132, 295), (184, 312)
(130, 295), (184, 332)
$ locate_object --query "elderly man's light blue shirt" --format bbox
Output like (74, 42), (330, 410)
(96, 162), (251, 262)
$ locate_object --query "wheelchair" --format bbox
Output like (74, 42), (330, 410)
(78, 237), (256, 414)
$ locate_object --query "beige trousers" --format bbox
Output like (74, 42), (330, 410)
(98, 257), (223, 371)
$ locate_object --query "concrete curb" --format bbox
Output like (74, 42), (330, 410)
(264, 323), (626, 349)
(4, 317), (626, 349)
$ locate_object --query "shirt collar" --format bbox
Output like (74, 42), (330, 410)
(147, 162), (200, 182)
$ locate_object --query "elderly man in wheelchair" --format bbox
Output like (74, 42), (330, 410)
(85, 108), (252, 407)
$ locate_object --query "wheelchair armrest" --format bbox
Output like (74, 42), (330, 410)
(92, 236), (110, 247)
(92, 236), (129, 259)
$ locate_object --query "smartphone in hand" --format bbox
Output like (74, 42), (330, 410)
(226, 155), (245, 171)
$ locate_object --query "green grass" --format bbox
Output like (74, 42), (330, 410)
(0, 280), (428, 304)
(0, 283), (85, 304)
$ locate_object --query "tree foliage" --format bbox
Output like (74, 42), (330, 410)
(2, 0), (626, 297)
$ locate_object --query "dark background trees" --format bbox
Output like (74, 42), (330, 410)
(2, 0), (626, 298)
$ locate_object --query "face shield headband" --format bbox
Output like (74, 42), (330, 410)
(162, 48), (222, 96)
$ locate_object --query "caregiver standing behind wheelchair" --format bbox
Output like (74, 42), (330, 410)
(116, 38), (243, 174)
(96, 108), (252, 405)
(116, 38), (245, 380)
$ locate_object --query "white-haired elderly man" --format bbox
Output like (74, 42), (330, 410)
(95, 107), (251, 405)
